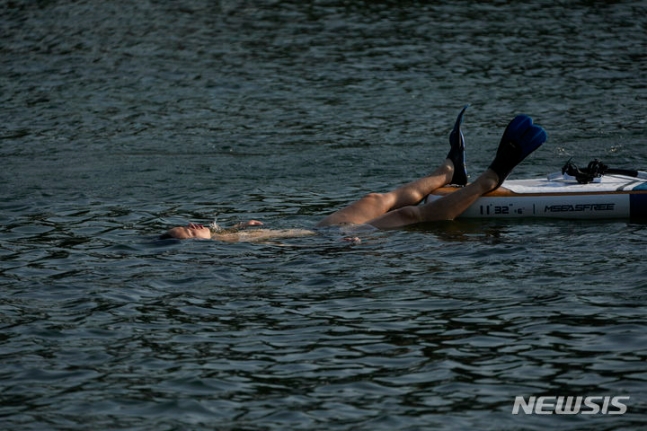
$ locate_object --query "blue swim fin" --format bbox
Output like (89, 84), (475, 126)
(488, 114), (547, 188)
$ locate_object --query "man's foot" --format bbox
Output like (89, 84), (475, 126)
(446, 104), (469, 186)
(488, 114), (547, 188)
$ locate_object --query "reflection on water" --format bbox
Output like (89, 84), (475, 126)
(2, 0), (647, 430)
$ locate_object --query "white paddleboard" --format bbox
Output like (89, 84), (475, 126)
(425, 173), (647, 219)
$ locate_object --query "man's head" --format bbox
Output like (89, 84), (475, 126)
(159, 223), (211, 240)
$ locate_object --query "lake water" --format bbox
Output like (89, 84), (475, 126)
(1, 0), (646, 429)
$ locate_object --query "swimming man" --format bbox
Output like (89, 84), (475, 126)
(159, 106), (547, 241)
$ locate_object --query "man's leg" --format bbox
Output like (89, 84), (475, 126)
(365, 114), (547, 229)
(317, 106), (470, 228)
(317, 112), (546, 230)
(316, 159), (455, 227)
(365, 169), (498, 229)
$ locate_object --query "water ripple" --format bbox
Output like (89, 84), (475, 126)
(2, 0), (647, 430)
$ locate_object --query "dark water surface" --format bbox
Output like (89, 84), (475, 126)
(2, 1), (647, 429)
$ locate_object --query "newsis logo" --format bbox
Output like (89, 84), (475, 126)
(512, 395), (630, 415)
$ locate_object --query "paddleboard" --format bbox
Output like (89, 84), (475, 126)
(425, 173), (647, 219)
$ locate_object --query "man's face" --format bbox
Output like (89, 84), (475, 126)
(164, 223), (211, 239)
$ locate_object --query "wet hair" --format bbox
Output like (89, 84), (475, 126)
(158, 232), (175, 240)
